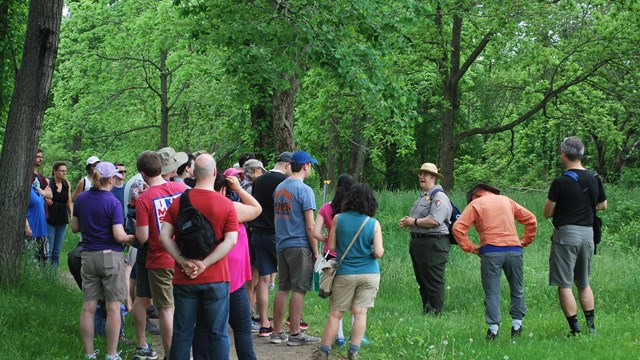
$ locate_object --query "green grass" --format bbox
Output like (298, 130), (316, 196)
(1, 188), (639, 359)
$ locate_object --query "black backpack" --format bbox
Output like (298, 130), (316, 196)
(176, 190), (219, 259)
(430, 188), (462, 245)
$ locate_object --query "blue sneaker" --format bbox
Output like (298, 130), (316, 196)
(349, 334), (370, 345)
(335, 337), (346, 346)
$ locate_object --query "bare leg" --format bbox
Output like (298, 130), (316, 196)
(105, 301), (122, 356)
(80, 300), (98, 355)
(350, 307), (368, 346)
(288, 291), (306, 334)
(133, 296), (152, 347)
(558, 287), (577, 316)
(578, 286), (594, 311)
(273, 290), (288, 333)
(257, 275), (272, 328)
(321, 310), (345, 347)
(158, 308), (174, 357)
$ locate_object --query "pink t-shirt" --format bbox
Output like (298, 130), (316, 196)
(318, 203), (337, 257)
(228, 222), (251, 293)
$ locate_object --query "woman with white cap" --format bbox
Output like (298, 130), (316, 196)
(72, 162), (135, 360)
(399, 163), (452, 315)
(72, 155), (101, 201)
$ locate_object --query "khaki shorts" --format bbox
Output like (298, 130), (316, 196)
(81, 250), (126, 302)
(277, 247), (313, 293)
(148, 268), (175, 310)
(330, 273), (380, 312)
(549, 225), (593, 288)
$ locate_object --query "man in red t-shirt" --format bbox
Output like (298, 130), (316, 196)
(132, 150), (186, 359)
(160, 153), (238, 360)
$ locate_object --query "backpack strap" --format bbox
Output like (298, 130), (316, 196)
(180, 189), (192, 210)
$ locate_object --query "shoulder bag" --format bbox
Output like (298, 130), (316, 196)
(318, 216), (370, 299)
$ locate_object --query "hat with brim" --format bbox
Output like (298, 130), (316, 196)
(223, 168), (243, 177)
(243, 159), (268, 175)
(86, 156), (100, 166)
(466, 183), (501, 204)
(413, 163), (444, 179)
(291, 151), (318, 166)
(276, 151), (293, 163)
(95, 162), (123, 180)
(156, 147), (189, 175)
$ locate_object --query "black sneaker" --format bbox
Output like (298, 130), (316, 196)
(511, 326), (523, 338)
(568, 329), (581, 337)
(486, 329), (498, 340)
(258, 326), (274, 337)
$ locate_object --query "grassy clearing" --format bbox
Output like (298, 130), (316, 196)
(1, 187), (639, 359)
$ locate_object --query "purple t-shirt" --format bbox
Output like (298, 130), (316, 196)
(73, 189), (125, 252)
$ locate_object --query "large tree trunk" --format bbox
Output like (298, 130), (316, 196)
(0, 0), (62, 287)
(272, 74), (298, 153)
(347, 114), (370, 181)
(250, 101), (272, 159)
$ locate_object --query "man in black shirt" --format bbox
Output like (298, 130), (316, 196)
(543, 136), (607, 336)
(251, 151), (292, 336)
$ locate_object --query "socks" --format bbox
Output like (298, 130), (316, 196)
(349, 343), (360, 354)
(320, 344), (331, 354)
(511, 319), (522, 331)
(488, 323), (499, 335)
(584, 309), (595, 329)
(566, 314), (581, 333)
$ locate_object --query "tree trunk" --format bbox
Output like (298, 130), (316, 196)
(0, 0), (62, 287)
(347, 114), (370, 181)
(272, 74), (298, 153)
(159, 48), (169, 149)
(250, 102), (272, 158)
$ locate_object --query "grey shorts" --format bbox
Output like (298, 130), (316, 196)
(549, 225), (593, 288)
(81, 250), (126, 302)
(277, 247), (313, 293)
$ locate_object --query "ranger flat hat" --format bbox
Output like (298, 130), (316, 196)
(466, 183), (501, 204)
(413, 163), (444, 179)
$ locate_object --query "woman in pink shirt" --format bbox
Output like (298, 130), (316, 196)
(215, 172), (262, 360)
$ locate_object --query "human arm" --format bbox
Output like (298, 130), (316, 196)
(186, 230), (239, 278)
(112, 224), (135, 244)
(304, 209), (318, 259)
(596, 200), (607, 211)
(71, 216), (79, 233)
(328, 215), (338, 252)
(25, 219), (32, 237)
(372, 220), (384, 258)
(543, 199), (556, 219)
(227, 175), (262, 223)
(159, 221), (196, 276)
(72, 179), (84, 202)
(135, 226), (149, 245)
(66, 182), (73, 215)
(312, 213), (328, 243)
(452, 207), (481, 255)
(513, 201), (538, 247)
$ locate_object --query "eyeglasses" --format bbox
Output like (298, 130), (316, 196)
(118, 170), (126, 174)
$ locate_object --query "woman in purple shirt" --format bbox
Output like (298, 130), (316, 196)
(71, 162), (135, 360)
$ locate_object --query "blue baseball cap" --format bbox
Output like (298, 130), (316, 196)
(291, 151), (318, 166)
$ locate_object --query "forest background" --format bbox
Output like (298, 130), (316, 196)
(1, 0), (640, 286)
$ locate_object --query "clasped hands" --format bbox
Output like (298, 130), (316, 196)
(179, 259), (207, 279)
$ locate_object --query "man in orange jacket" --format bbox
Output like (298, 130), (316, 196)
(452, 183), (537, 340)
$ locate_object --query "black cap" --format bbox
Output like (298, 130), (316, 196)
(276, 151), (293, 163)
(466, 183), (501, 204)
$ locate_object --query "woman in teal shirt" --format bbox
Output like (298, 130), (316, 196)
(312, 183), (384, 360)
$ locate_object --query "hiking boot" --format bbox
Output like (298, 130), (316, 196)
(568, 329), (581, 337)
(588, 327), (597, 336)
(287, 332), (321, 346)
(348, 350), (359, 360)
(105, 352), (122, 360)
(84, 350), (99, 360)
(310, 349), (329, 360)
(270, 332), (288, 344)
(134, 345), (158, 360)
(286, 317), (309, 330)
(511, 326), (523, 339)
(486, 329), (498, 340)
(259, 326), (274, 337)
(145, 319), (160, 335)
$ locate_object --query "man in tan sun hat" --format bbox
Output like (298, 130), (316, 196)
(156, 147), (189, 180)
(399, 162), (452, 315)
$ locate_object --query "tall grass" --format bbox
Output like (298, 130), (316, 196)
(2, 188), (638, 359)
